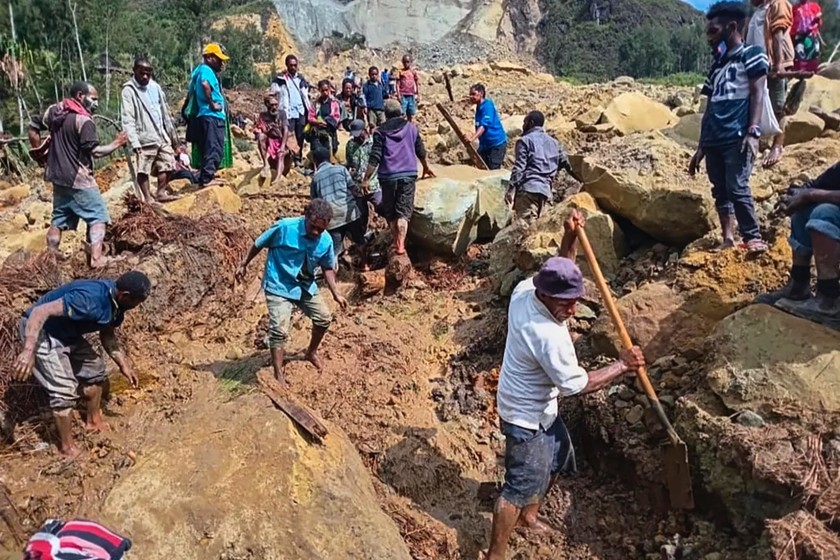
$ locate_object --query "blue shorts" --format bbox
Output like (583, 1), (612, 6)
(790, 203), (840, 257)
(400, 95), (417, 117)
(51, 185), (110, 231)
(499, 418), (577, 509)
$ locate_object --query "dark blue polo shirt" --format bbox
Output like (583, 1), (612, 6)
(24, 280), (124, 343)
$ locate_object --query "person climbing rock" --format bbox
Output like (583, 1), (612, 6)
(35, 81), (127, 268)
(689, 1), (769, 254)
(121, 57), (180, 204)
(309, 146), (365, 263)
(746, 0), (794, 168)
(12, 271), (152, 459)
(235, 199), (348, 388)
(485, 210), (646, 560)
(255, 92), (290, 186)
(468, 83), (508, 170)
(505, 110), (581, 222)
(757, 162), (840, 323)
(362, 99), (434, 256)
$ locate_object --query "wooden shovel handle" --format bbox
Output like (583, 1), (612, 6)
(575, 225), (682, 445)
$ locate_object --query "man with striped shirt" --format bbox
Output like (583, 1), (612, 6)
(689, 1), (769, 254)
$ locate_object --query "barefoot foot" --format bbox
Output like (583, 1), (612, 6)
(304, 351), (324, 371)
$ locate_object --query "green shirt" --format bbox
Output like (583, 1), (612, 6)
(345, 136), (379, 194)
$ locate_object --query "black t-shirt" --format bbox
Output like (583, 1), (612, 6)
(44, 104), (99, 189)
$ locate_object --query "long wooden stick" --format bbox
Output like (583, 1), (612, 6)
(435, 102), (488, 170)
(576, 226), (682, 446)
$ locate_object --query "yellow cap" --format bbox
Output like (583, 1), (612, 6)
(202, 43), (230, 61)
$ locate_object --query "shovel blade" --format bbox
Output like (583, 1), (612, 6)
(663, 441), (694, 509)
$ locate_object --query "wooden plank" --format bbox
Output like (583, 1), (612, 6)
(0, 481), (25, 546)
(443, 72), (454, 102)
(257, 370), (328, 443)
(435, 102), (489, 170)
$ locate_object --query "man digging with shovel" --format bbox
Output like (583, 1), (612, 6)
(485, 210), (646, 560)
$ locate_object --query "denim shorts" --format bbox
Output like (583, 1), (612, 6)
(499, 418), (577, 508)
(400, 95), (417, 117)
(52, 185), (110, 231)
(790, 202), (840, 256)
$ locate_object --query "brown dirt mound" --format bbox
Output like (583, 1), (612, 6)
(767, 510), (840, 560)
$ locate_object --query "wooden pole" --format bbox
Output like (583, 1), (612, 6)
(435, 102), (488, 170)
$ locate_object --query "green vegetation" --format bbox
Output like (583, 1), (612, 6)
(0, 0), (280, 134)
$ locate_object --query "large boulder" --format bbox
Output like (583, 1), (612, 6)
(664, 113), (703, 147)
(101, 391), (411, 560)
(784, 111), (825, 145)
(600, 92), (678, 136)
(570, 135), (716, 246)
(818, 61), (840, 80)
(501, 115), (525, 139)
(589, 282), (717, 362)
(517, 192), (627, 276)
(409, 166), (510, 255)
(799, 75), (840, 113)
(706, 304), (840, 415)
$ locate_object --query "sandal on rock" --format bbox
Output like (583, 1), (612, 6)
(740, 239), (768, 254)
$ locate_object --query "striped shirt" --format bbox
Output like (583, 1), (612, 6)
(700, 44), (769, 147)
(310, 162), (362, 230)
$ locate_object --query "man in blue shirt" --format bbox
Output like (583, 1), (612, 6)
(363, 66), (387, 131)
(235, 199), (348, 387)
(13, 271), (152, 459)
(689, 2), (769, 254)
(190, 43), (228, 187)
(468, 84), (508, 170)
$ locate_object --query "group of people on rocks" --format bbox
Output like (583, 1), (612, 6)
(13, 3), (840, 556)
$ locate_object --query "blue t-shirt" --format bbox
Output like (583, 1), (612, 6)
(363, 80), (386, 111)
(24, 280), (124, 343)
(700, 44), (769, 147)
(475, 98), (507, 151)
(191, 63), (225, 120)
(255, 216), (336, 300)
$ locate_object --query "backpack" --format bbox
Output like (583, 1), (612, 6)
(793, 2), (821, 37)
(180, 71), (201, 142)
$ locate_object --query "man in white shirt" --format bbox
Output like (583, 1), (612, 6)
(486, 210), (646, 560)
(270, 54), (311, 166)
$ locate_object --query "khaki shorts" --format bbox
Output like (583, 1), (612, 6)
(265, 291), (332, 348)
(367, 109), (385, 127)
(136, 143), (176, 176)
(513, 190), (546, 222)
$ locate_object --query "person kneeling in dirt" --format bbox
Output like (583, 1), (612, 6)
(505, 110), (581, 222)
(235, 199), (348, 387)
(756, 162), (840, 322)
(255, 92), (290, 186)
(486, 210), (646, 560)
(12, 271), (151, 459)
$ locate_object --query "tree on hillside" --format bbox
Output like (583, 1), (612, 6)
(619, 26), (676, 78)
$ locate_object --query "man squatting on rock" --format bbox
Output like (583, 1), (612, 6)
(12, 271), (152, 459)
(486, 210), (646, 560)
(236, 199), (348, 387)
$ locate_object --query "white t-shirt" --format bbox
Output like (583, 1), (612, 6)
(747, 5), (768, 49)
(496, 278), (588, 430)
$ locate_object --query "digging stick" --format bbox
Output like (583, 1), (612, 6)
(92, 115), (143, 200)
(443, 72), (454, 102)
(435, 102), (488, 170)
(576, 224), (695, 509)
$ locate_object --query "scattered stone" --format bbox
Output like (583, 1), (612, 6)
(618, 386), (636, 401)
(734, 410), (765, 428)
(810, 106), (840, 130)
(579, 123), (615, 133)
(0, 184), (31, 205)
(625, 405), (644, 424)
(675, 106), (695, 117)
(574, 106), (605, 129)
(488, 60), (531, 74)
(659, 395), (675, 408)
(613, 76), (635, 86)
(784, 112), (825, 145)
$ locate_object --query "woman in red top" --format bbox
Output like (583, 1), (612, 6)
(791, 0), (824, 72)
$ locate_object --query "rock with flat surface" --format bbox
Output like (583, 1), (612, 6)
(665, 113), (703, 147)
(799, 75), (840, 112)
(707, 304), (840, 414)
(101, 392), (411, 560)
(569, 135), (716, 246)
(166, 186), (242, 217)
(600, 92), (678, 135)
(409, 165), (510, 255)
(784, 112), (825, 145)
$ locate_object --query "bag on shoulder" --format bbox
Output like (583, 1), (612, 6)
(758, 86), (782, 137)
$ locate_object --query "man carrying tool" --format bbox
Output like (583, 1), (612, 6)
(31, 81), (127, 268)
(121, 57), (179, 204)
(235, 199), (348, 388)
(362, 99), (434, 256)
(468, 83), (507, 170)
(506, 110), (582, 222)
(486, 210), (646, 560)
(12, 271), (151, 459)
